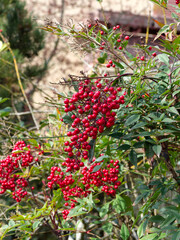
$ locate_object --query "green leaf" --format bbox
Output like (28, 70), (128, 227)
(97, 57), (105, 63)
(144, 142), (154, 158)
(112, 195), (126, 213)
(28, 139), (39, 147)
(68, 206), (87, 218)
(113, 61), (125, 69)
(140, 233), (158, 240)
(133, 141), (144, 148)
(149, 0), (162, 7)
(131, 122), (147, 130)
(161, 214), (176, 227)
(149, 215), (165, 223)
(102, 222), (113, 234)
(172, 231), (180, 240)
(109, 132), (123, 139)
(154, 25), (169, 41)
(129, 149), (137, 167)
(162, 118), (176, 123)
(96, 31), (101, 43)
(88, 139), (96, 162)
(157, 54), (169, 66)
(94, 155), (109, 162)
(137, 221), (148, 238)
(92, 163), (103, 173)
(0, 107), (11, 117)
(152, 145), (162, 157)
(125, 115), (140, 126)
(167, 107), (179, 115)
(0, 97), (9, 104)
(173, 89), (180, 97)
(97, 53), (108, 64)
(90, 42), (96, 48)
(118, 144), (131, 151)
(33, 221), (41, 230)
(108, 31), (114, 41)
(120, 224), (130, 240)
(62, 114), (73, 124)
(99, 202), (110, 218)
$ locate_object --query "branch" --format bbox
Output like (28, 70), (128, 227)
(160, 141), (180, 192)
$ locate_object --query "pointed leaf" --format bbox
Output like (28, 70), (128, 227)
(112, 195), (126, 213)
(99, 202), (110, 218)
(125, 115), (140, 126)
(152, 145), (162, 157)
(120, 224), (130, 240)
(154, 25), (169, 41)
(167, 107), (179, 115)
(140, 233), (158, 240)
(88, 139), (96, 162)
(102, 222), (113, 234)
(129, 149), (137, 167)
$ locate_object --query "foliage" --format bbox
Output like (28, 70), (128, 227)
(0, 0), (47, 154)
(0, 0), (46, 107)
(0, 0), (180, 239)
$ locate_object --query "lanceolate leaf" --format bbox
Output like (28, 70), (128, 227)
(129, 149), (137, 167)
(120, 223), (130, 240)
(140, 233), (158, 240)
(125, 114), (140, 126)
(154, 25), (169, 41)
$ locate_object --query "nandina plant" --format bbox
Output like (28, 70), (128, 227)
(0, 0), (180, 239)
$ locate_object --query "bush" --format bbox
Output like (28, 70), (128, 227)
(0, 0), (180, 239)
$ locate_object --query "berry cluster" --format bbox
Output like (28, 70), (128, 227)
(81, 158), (121, 196)
(0, 141), (39, 202)
(48, 76), (124, 218)
(63, 77), (124, 171)
(176, 0), (180, 4)
(48, 157), (121, 219)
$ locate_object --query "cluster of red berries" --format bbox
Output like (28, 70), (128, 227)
(81, 158), (121, 195)
(47, 76), (124, 219)
(176, 0), (180, 4)
(0, 141), (39, 202)
(47, 157), (121, 219)
(62, 77), (124, 171)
